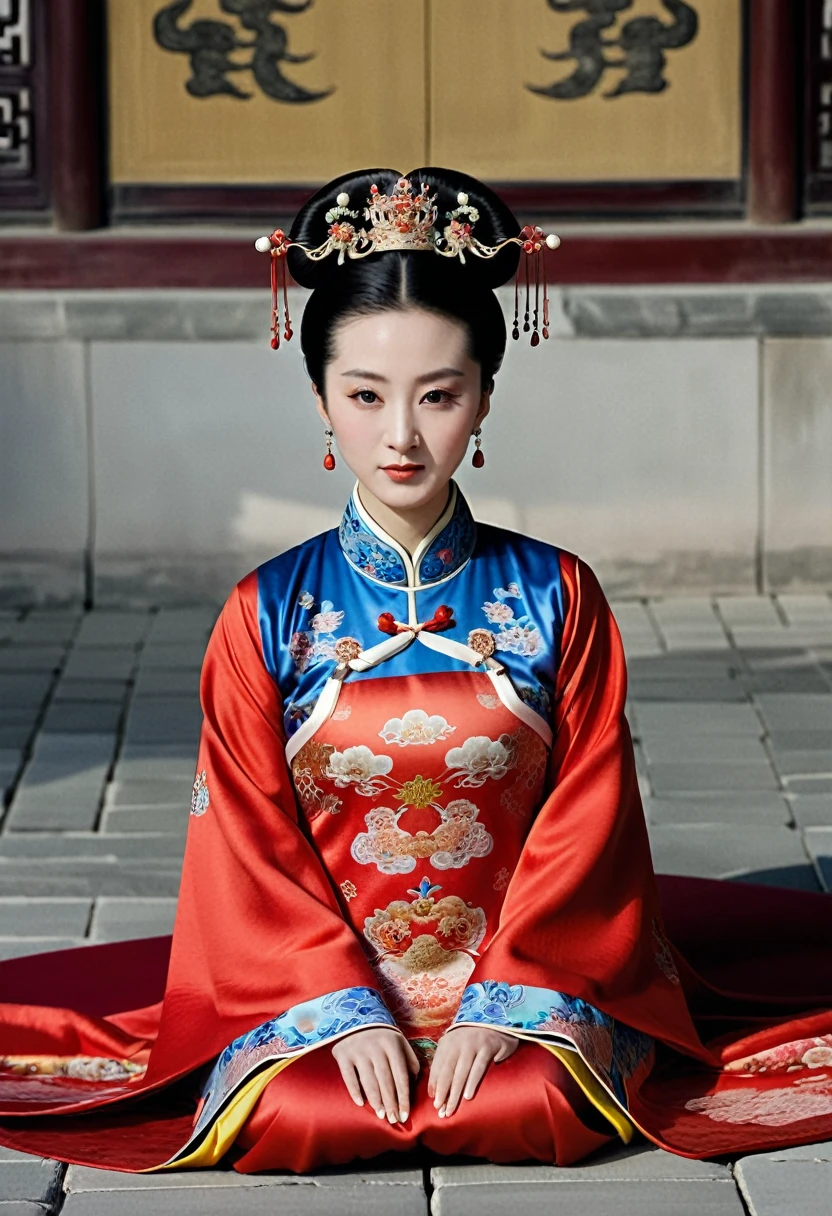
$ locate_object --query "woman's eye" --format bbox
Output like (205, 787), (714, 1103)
(351, 390), (379, 405)
(423, 390), (455, 405)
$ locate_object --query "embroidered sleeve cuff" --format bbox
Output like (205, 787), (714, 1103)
(196, 985), (396, 1137)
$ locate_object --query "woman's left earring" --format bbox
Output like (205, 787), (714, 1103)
(323, 428), (336, 471)
(472, 427), (485, 468)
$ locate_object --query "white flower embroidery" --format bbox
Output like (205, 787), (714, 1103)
(311, 608), (345, 633)
(332, 705), (353, 721)
(325, 745), (393, 793)
(379, 709), (456, 746)
(685, 1077), (832, 1127)
(804, 1046), (832, 1068)
(444, 735), (513, 786)
(494, 582), (522, 600)
(494, 624), (543, 657)
(297, 590), (315, 609)
(482, 600), (515, 624)
(190, 770), (210, 816)
(476, 693), (501, 710)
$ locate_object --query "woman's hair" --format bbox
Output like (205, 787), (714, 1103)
(286, 167), (522, 396)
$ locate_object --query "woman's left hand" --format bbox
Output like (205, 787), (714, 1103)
(428, 1025), (519, 1117)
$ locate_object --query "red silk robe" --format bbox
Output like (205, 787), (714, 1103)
(0, 481), (831, 1170)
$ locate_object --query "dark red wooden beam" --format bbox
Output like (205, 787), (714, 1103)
(747, 0), (798, 223)
(4, 227), (832, 289)
(48, 0), (105, 230)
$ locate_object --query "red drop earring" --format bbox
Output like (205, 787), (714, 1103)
(323, 428), (336, 471)
(472, 428), (485, 468)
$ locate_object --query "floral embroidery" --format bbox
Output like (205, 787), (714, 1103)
(445, 734), (516, 787)
(0, 1055), (145, 1082)
(476, 692), (501, 710)
(467, 628), (496, 659)
(351, 798), (494, 874)
(290, 596), (361, 674)
(190, 770), (210, 817)
(518, 683), (551, 717)
(291, 740), (343, 820)
(499, 728), (548, 817)
(363, 876), (487, 1031)
(332, 704), (353, 720)
(685, 1075), (832, 1127)
(379, 709), (456, 746)
(325, 745), (393, 794)
(481, 582), (543, 658)
(725, 1034), (832, 1075)
(340, 880), (358, 901)
(396, 775), (444, 809)
(652, 917), (681, 986)
(493, 866), (510, 891)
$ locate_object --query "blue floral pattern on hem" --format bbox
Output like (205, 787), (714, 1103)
(189, 986), (396, 1147)
(450, 981), (654, 1109)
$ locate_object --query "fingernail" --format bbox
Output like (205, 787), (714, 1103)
(438, 1105), (446, 1118)
(375, 1107), (385, 1118)
(387, 1112), (397, 1123)
(399, 1109), (408, 1122)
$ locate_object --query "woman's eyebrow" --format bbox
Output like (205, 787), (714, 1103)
(340, 367), (465, 382)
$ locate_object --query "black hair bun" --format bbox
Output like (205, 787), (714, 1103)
(286, 165), (521, 293)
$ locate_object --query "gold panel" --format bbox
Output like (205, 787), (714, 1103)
(108, 0), (427, 184)
(430, 0), (741, 182)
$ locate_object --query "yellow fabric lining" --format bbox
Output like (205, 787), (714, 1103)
(538, 1041), (635, 1143)
(149, 1057), (298, 1171)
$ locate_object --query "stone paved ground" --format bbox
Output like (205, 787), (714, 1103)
(0, 593), (831, 1214)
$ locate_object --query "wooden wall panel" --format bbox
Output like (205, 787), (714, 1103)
(430, 0), (742, 182)
(107, 0), (426, 184)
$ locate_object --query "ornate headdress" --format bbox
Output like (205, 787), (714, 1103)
(254, 175), (561, 350)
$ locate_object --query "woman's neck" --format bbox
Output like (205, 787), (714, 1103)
(356, 481), (452, 557)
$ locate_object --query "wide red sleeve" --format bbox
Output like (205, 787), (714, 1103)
(449, 552), (706, 1060)
(145, 571), (395, 1085)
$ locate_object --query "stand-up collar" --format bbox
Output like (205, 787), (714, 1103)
(338, 479), (477, 589)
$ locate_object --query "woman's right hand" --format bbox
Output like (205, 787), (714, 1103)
(331, 1026), (420, 1123)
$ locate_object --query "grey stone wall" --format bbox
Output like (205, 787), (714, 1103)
(1, 286), (830, 606)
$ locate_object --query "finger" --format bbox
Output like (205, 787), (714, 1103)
(404, 1039), (421, 1075)
(355, 1057), (385, 1119)
(336, 1057), (366, 1108)
(443, 1053), (473, 1118)
(387, 1042), (413, 1121)
(462, 1047), (493, 1101)
(430, 1046), (454, 1109)
(494, 1034), (518, 1063)
(373, 1054), (402, 1124)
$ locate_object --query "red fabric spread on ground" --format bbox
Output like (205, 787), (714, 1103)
(0, 559), (829, 1170)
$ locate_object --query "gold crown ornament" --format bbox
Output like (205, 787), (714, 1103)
(254, 176), (561, 350)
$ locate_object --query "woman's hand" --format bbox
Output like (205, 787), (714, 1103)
(331, 1027), (420, 1123)
(428, 1025), (519, 1117)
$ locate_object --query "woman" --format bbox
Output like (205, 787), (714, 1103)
(1, 167), (832, 1174)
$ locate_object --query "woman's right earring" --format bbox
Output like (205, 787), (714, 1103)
(472, 428), (485, 468)
(323, 428), (336, 471)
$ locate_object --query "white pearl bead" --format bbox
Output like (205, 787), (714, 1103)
(254, 236), (272, 253)
(336, 192), (350, 207)
(545, 233), (561, 249)
(457, 192), (468, 206)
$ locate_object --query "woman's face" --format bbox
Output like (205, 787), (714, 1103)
(313, 308), (490, 511)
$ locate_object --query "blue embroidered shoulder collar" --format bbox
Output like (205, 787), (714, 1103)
(338, 479), (477, 588)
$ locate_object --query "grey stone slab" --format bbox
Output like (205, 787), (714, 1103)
(0, 341), (89, 555)
(24, 731), (116, 771)
(431, 1174), (743, 1216)
(0, 1158), (63, 1203)
(0, 1204), (52, 1215)
(630, 703), (763, 737)
(778, 595), (832, 623)
(6, 773), (108, 831)
(0, 646), (67, 672)
(628, 655), (741, 680)
(648, 824), (819, 888)
(74, 612), (151, 648)
(0, 861), (183, 899)
(0, 899), (91, 937)
(63, 1162), (425, 1215)
(751, 695), (832, 732)
(11, 615), (81, 644)
(640, 736), (769, 763)
(735, 1155), (832, 1216)
(53, 679), (130, 703)
(132, 668), (200, 697)
(740, 668), (832, 694)
(432, 1143), (731, 1184)
(113, 749), (199, 781)
(106, 777), (191, 809)
(0, 725), (36, 749)
(89, 897), (178, 941)
(790, 795), (832, 827)
(0, 673), (54, 707)
(786, 777), (832, 795)
(649, 760), (778, 794)
(771, 750), (832, 776)
(101, 806), (189, 835)
(745, 1141), (832, 1161)
(40, 701), (125, 734)
(0, 1147), (49, 1163)
(146, 607), (218, 640)
(136, 642), (208, 670)
(804, 828), (832, 890)
(0, 937), (84, 960)
(767, 730), (832, 751)
(717, 596), (782, 626)
(628, 679), (747, 703)
(61, 648), (137, 682)
(123, 699), (203, 745)
(644, 793), (791, 826)
(0, 834), (186, 861)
